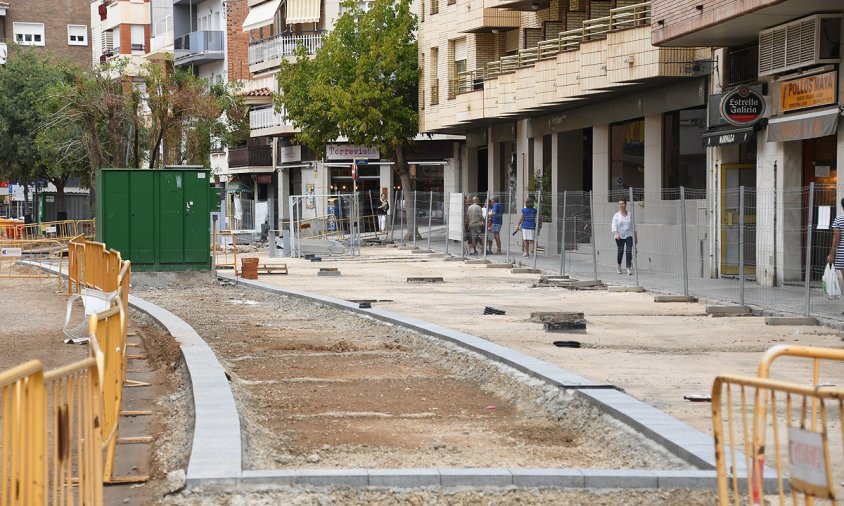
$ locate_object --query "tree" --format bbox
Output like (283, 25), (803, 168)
(0, 45), (83, 218)
(277, 0), (420, 235)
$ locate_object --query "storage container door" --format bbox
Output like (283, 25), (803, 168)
(159, 172), (185, 264)
(183, 171), (210, 264)
(102, 171), (130, 255)
(129, 171), (155, 264)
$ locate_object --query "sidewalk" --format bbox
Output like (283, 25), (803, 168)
(244, 245), (844, 440)
(338, 227), (844, 326)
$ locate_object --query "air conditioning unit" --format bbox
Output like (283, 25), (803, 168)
(758, 14), (841, 77)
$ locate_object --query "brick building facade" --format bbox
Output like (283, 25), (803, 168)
(2, 0), (92, 68)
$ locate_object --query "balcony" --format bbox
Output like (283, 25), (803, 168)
(228, 145), (273, 168)
(248, 31), (325, 74)
(423, 2), (710, 132)
(174, 31), (224, 67)
(249, 105), (297, 136)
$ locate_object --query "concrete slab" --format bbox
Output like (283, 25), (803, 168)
(706, 305), (751, 315)
(653, 470), (718, 489)
(465, 259), (490, 265)
(512, 268), (541, 274)
(486, 263), (514, 268)
(411, 249), (434, 254)
(443, 256), (466, 262)
(764, 317), (818, 326)
(316, 270), (341, 276)
(654, 295), (698, 303)
(608, 286), (645, 293)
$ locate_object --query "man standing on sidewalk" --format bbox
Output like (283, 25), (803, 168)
(467, 196), (485, 256)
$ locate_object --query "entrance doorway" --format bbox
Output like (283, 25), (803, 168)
(802, 135), (838, 280)
(477, 147), (488, 194)
(720, 163), (756, 276)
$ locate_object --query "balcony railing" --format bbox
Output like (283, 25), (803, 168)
(248, 31), (325, 66)
(250, 105), (291, 130)
(448, 2), (652, 96)
(228, 145), (273, 168)
(174, 31), (224, 64)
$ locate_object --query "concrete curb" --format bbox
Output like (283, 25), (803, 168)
(128, 295), (242, 486)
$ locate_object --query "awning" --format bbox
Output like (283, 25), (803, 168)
(767, 106), (841, 143)
(242, 0), (282, 32)
(702, 124), (756, 148)
(226, 180), (254, 193)
(286, 0), (320, 25)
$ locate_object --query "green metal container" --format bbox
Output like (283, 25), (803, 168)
(96, 167), (212, 271)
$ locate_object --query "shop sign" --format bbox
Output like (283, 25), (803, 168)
(780, 71), (837, 113)
(326, 144), (379, 160)
(279, 145), (301, 163)
(720, 86), (766, 126)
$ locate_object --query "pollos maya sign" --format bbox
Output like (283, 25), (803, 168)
(720, 86), (766, 126)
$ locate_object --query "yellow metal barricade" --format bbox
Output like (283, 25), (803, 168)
(67, 235), (86, 294)
(212, 229), (238, 270)
(88, 304), (128, 484)
(75, 220), (95, 239)
(0, 239), (64, 289)
(0, 360), (47, 506)
(712, 373), (844, 505)
(43, 358), (104, 506)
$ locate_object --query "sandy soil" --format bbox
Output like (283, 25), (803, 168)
(135, 279), (688, 471)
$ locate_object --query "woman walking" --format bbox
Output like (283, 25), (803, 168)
(515, 197), (538, 257)
(612, 199), (634, 275)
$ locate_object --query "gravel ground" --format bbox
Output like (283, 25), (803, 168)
(134, 274), (691, 472)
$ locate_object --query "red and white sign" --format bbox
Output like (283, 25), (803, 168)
(788, 427), (832, 498)
(720, 86), (766, 126)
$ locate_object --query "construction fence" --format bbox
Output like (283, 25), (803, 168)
(712, 345), (844, 505)
(288, 185), (844, 322)
(0, 234), (133, 505)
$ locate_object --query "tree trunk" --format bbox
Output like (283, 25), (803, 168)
(52, 178), (67, 220)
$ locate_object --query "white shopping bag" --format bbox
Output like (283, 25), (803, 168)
(822, 263), (841, 299)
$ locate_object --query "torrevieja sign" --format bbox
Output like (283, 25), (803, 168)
(720, 86), (766, 126)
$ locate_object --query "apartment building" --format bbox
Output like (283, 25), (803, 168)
(91, 0), (151, 73)
(651, 0), (843, 285)
(1, 0), (92, 68)
(236, 0), (463, 232)
(418, 0), (712, 269)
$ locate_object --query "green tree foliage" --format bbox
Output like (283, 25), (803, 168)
(276, 0), (419, 195)
(0, 45), (83, 216)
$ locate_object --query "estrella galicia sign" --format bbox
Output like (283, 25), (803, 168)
(720, 86), (765, 126)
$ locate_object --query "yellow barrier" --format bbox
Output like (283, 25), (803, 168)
(0, 239), (64, 290)
(749, 345), (844, 504)
(0, 358), (105, 506)
(76, 220), (95, 239)
(212, 230), (238, 271)
(43, 358), (104, 506)
(88, 304), (127, 484)
(0, 360), (46, 506)
(712, 374), (843, 505)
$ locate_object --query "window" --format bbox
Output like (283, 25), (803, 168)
(67, 25), (87, 46)
(130, 25), (145, 51)
(13, 22), (45, 46)
(430, 0), (439, 15)
(609, 118), (645, 201)
(662, 108), (706, 199)
(451, 38), (466, 99)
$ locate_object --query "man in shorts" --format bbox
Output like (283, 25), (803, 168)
(467, 196), (485, 255)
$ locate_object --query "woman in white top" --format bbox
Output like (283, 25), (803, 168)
(611, 199), (634, 275)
